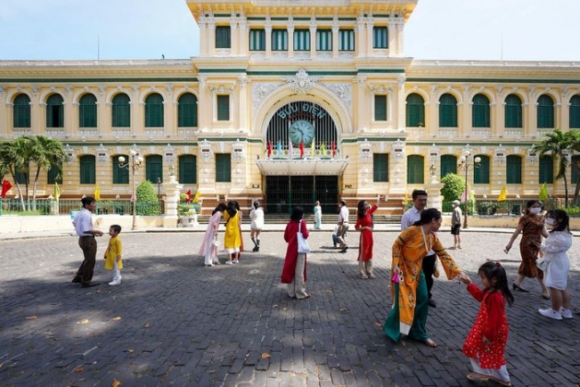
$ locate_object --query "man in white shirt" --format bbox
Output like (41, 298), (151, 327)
(337, 199), (349, 253)
(72, 197), (104, 288)
(401, 189), (438, 308)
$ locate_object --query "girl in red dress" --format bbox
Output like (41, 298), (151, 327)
(354, 197), (379, 279)
(460, 262), (514, 387)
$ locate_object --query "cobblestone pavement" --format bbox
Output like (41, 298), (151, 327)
(1, 230), (579, 387)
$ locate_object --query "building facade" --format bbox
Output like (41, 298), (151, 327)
(1, 0), (579, 214)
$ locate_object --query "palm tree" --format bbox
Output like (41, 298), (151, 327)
(532, 129), (571, 207)
(0, 137), (32, 211)
(29, 136), (67, 210)
(566, 130), (580, 205)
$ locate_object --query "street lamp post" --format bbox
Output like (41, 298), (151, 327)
(458, 151), (481, 229)
(118, 151), (143, 230)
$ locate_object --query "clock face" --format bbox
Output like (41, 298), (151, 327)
(289, 120), (315, 146)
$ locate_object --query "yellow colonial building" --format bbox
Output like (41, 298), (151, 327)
(1, 0), (579, 215)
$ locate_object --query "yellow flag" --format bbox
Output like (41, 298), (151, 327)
(310, 139), (315, 157)
(54, 182), (61, 201)
(320, 142), (326, 156)
(403, 192), (408, 205)
(539, 183), (549, 200)
(192, 190), (201, 203)
(497, 185), (507, 202)
(94, 184), (100, 200)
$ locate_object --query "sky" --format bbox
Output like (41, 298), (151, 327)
(0, 0), (579, 62)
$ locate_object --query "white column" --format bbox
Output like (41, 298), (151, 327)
(287, 26), (294, 59)
(30, 90), (40, 135)
(199, 17), (208, 57)
(462, 87), (471, 136)
(357, 76), (367, 131)
(197, 77), (208, 131)
(388, 22), (397, 56)
(230, 15), (238, 56)
(65, 87), (75, 136)
(164, 84), (174, 136)
(396, 21), (405, 56)
(265, 23), (272, 59)
(310, 21), (317, 59)
(356, 16), (366, 58)
(98, 86), (108, 137)
(366, 20), (374, 57)
(238, 76), (247, 132)
(397, 76), (406, 130)
(208, 20), (215, 57)
(332, 23), (339, 59)
(554, 102), (562, 129)
(239, 19), (248, 57)
(131, 86), (141, 138)
(526, 102), (535, 137)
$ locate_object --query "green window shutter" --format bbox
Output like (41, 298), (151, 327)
(506, 155), (522, 184)
(178, 93), (198, 127)
(571, 155), (580, 184)
(316, 30), (332, 51)
(293, 29), (310, 51)
(472, 94), (490, 128)
(46, 94), (64, 128)
(112, 93), (131, 127)
(374, 95), (387, 121)
(47, 164), (62, 184)
(15, 171), (29, 184)
(179, 155), (197, 184)
(539, 155), (554, 184)
(249, 29), (266, 51)
(145, 93), (164, 128)
(215, 154), (231, 182)
(407, 155), (424, 184)
(537, 94), (554, 129)
(145, 155), (163, 183)
(373, 154), (389, 182)
(339, 29), (355, 51)
(505, 94), (522, 128)
(217, 95), (230, 121)
(570, 95), (580, 128)
(13, 94), (31, 128)
(406, 93), (425, 127)
(439, 93), (457, 127)
(440, 155), (457, 179)
(373, 27), (388, 48)
(473, 155), (490, 184)
(79, 94), (97, 128)
(112, 155), (129, 184)
(272, 29), (288, 51)
(215, 26), (231, 48)
(80, 155), (96, 184)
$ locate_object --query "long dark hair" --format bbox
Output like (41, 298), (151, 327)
(478, 262), (514, 306)
(290, 206), (304, 221)
(357, 200), (367, 219)
(212, 203), (227, 215)
(546, 209), (570, 233)
(226, 201), (237, 217)
(412, 208), (442, 226)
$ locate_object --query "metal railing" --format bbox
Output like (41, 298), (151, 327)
(442, 199), (529, 216)
(0, 199), (164, 216)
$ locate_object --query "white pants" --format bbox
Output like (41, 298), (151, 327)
(112, 261), (122, 282)
(470, 358), (510, 383)
(287, 253), (308, 299)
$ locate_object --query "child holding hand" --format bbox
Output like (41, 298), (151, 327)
(104, 224), (123, 286)
(460, 262), (514, 387)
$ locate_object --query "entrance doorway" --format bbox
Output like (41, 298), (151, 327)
(265, 176), (338, 214)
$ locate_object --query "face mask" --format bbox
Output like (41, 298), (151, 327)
(545, 218), (555, 226)
(529, 207), (541, 214)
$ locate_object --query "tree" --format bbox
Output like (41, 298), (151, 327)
(532, 129), (572, 207)
(0, 137), (33, 210)
(29, 136), (67, 210)
(135, 180), (160, 215)
(440, 173), (465, 202)
(565, 130), (580, 205)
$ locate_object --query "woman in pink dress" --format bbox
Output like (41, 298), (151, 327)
(199, 203), (226, 266)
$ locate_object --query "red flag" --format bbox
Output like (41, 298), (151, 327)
(299, 141), (304, 158)
(331, 141), (336, 158)
(186, 189), (192, 203)
(267, 141), (272, 158)
(1, 180), (12, 198)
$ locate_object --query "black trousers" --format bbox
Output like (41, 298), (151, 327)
(422, 254), (436, 299)
(77, 237), (97, 283)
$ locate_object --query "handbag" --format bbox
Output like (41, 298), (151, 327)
(297, 220), (310, 254)
(212, 233), (220, 247)
(536, 257), (548, 271)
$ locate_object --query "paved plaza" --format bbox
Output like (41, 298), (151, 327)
(0, 229), (579, 387)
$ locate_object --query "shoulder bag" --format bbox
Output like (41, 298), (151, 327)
(297, 220), (310, 254)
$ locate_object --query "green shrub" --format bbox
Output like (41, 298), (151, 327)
(136, 180), (160, 215)
(440, 173), (465, 202)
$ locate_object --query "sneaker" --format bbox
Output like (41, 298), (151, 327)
(538, 308), (562, 320)
(108, 280), (121, 286)
(233, 259), (239, 264)
(560, 308), (573, 319)
(212, 261), (220, 265)
(225, 261), (233, 265)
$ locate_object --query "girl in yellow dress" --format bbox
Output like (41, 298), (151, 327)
(223, 201), (241, 264)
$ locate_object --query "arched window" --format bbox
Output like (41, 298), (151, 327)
(537, 94), (554, 129)
(440, 155), (457, 179)
(179, 155), (197, 184)
(112, 155), (129, 184)
(178, 93), (198, 127)
(539, 155), (554, 184)
(472, 94), (490, 128)
(406, 93), (425, 127)
(473, 155), (490, 184)
(407, 155), (424, 184)
(570, 95), (580, 129)
(47, 163), (62, 184)
(439, 93), (457, 127)
(46, 94), (64, 128)
(145, 93), (164, 128)
(506, 155), (522, 184)
(79, 155), (96, 184)
(13, 94), (31, 128)
(505, 94), (522, 128)
(112, 93), (131, 127)
(146, 155), (163, 183)
(79, 94), (97, 128)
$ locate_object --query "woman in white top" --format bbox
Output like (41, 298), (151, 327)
(313, 200), (322, 230)
(250, 201), (265, 252)
(537, 209), (573, 320)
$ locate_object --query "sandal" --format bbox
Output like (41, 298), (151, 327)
(489, 376), (512, 386)
(423, 338), (438, 348)
(467, 373), (489, 382)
